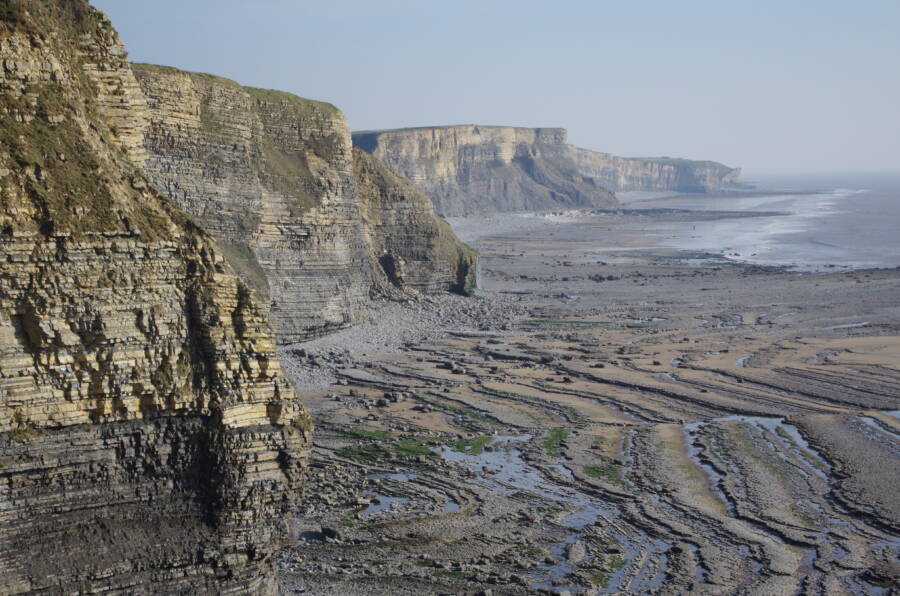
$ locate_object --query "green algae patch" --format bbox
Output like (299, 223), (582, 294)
(543, 427), (569, 457)
(584, 463), (624, 485)
(336, 432), (437, 461)
(452, 435), (492, 455)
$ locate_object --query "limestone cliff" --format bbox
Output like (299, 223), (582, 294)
(133, 66), (476, 344)
(353, 125), (741, 216)
(0, 1), (310, 592)
(567, 147), (742, 193)
(353, 147), (476, 295)
(353, 125), (619, 216)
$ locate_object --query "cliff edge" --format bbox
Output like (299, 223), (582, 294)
(0, 1), (310, 592)
(133, 66), (477, 343)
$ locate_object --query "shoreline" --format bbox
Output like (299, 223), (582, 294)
(450, 185), (900, 273)
(277, 205), (900, 595)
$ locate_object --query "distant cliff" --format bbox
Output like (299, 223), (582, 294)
(567, 147), (742, 193)
(353, 125), (618, 216)
(133, 66), (476, 343)
(0, 1), (310, 592)
(353, 125), (742, 216)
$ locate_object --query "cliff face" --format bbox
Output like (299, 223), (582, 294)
(354, 126), (742, 216)
(0, 2), (310, 592)
(353, 125), (618, 216)
(568, 147), (742, 193)
(353, 148), (477, 295)
(133, 67), (476, 343)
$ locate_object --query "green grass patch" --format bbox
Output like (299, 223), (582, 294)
(9, 425), (42, 443)
(452, 435), (492, 455)
(517, 544), (545, 558)
(0, 0), (25, 25)
(543, 427), (569, 457)
(583, 463), (623, 485)
(336, 432), (437, 460)
(608, 554), (625, 570)
(245, 86), (339, 116)
(393, 438), (437, 458)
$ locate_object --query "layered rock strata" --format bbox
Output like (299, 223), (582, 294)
(354, 125), (619, 216)
(567, 146), (742, 193)
(133, 66), (476, 343)
(0, 1), (310, 592)
(353, 125), (741, 216)
(352, 147), (476, 295)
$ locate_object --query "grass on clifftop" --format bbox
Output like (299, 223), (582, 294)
(132, 65), (340, 117)
(245, 87), (338, 117)
(132, 63), (244, 89)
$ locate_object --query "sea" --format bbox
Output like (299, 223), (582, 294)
(617, 172), (900, 271)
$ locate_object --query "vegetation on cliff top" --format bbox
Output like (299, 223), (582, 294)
(0, 1), (174, 239)
(245, 86), (339, 117)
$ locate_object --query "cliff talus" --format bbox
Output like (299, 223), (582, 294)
(0, 1), (310, 592)
(354, 125), (742, 216)
(134, 67), (476, 343)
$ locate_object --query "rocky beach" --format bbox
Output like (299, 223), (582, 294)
(277, 205), (900, 595)
(2, 2), (896, 593)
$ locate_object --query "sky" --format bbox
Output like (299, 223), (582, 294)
(93, 0), (900, 177)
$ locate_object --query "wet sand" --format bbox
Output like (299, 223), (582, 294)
(278, 208), (900, 595)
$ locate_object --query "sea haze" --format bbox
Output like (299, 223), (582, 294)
(617, 172), (900, 270)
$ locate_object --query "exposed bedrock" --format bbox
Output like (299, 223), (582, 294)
(352, 147), (477, 296)
(133, 66), (476, 344)
(353, 125), (741, 216)
(568, 145), (742, 193)
(0, 1), (310, 592)
(354, 125), (618, 216)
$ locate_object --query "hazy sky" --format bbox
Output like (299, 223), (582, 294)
(94, 0), (899, 176)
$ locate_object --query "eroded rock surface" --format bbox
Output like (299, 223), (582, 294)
(133, 66), (476, 343)
(0, 2), (310, 592)
(278, 210), (900, 595)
